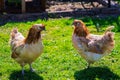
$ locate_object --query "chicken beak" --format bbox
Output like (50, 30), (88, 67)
(42, 27), (46, 31)
(39, 26), (46, 31)
(72, 22), (74, 26)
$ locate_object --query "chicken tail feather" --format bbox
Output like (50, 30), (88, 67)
(104, 26), (114, 41)
(105, 26), (114, 33)
(11, 28), (18, 39)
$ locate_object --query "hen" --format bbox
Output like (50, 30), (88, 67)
(10, 24), (45, 75)
(72, 20), (114, 68)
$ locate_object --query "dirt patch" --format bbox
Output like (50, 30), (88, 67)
(46, 1), (104, 12)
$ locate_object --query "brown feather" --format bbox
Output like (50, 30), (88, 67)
(11, 52), (18, 58)
(9, 23), (45, 74)
(73, 20), (89, 37)
(72, 20), (115, 66)
(24, 24), (45, 44)
(25, 27), (41, 44)
(73, 20), (114, 54)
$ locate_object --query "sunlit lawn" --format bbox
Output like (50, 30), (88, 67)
(0, 17), (120, 80)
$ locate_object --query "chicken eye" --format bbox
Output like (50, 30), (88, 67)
(77, 23), (80, 26)
(77, 23), (79, 25)
(37, 26), (41, 30)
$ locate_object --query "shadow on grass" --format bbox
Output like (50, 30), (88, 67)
(9, 70), (43, 80)
(74, 67), (120, 80)
(0, 73), (2, 77)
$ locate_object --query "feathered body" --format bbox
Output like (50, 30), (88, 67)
(72, 20), (114, 67)
(10, 24), (45, 75)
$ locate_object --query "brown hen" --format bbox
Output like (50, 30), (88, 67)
(10, 24), (45, 75)
(72, 20), (114, 68)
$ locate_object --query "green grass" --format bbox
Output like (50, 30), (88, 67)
(0, 17), (120, 80)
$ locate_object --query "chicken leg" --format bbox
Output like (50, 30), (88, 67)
(21, 66), (24, 76)
(29, 64), (35, 72)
